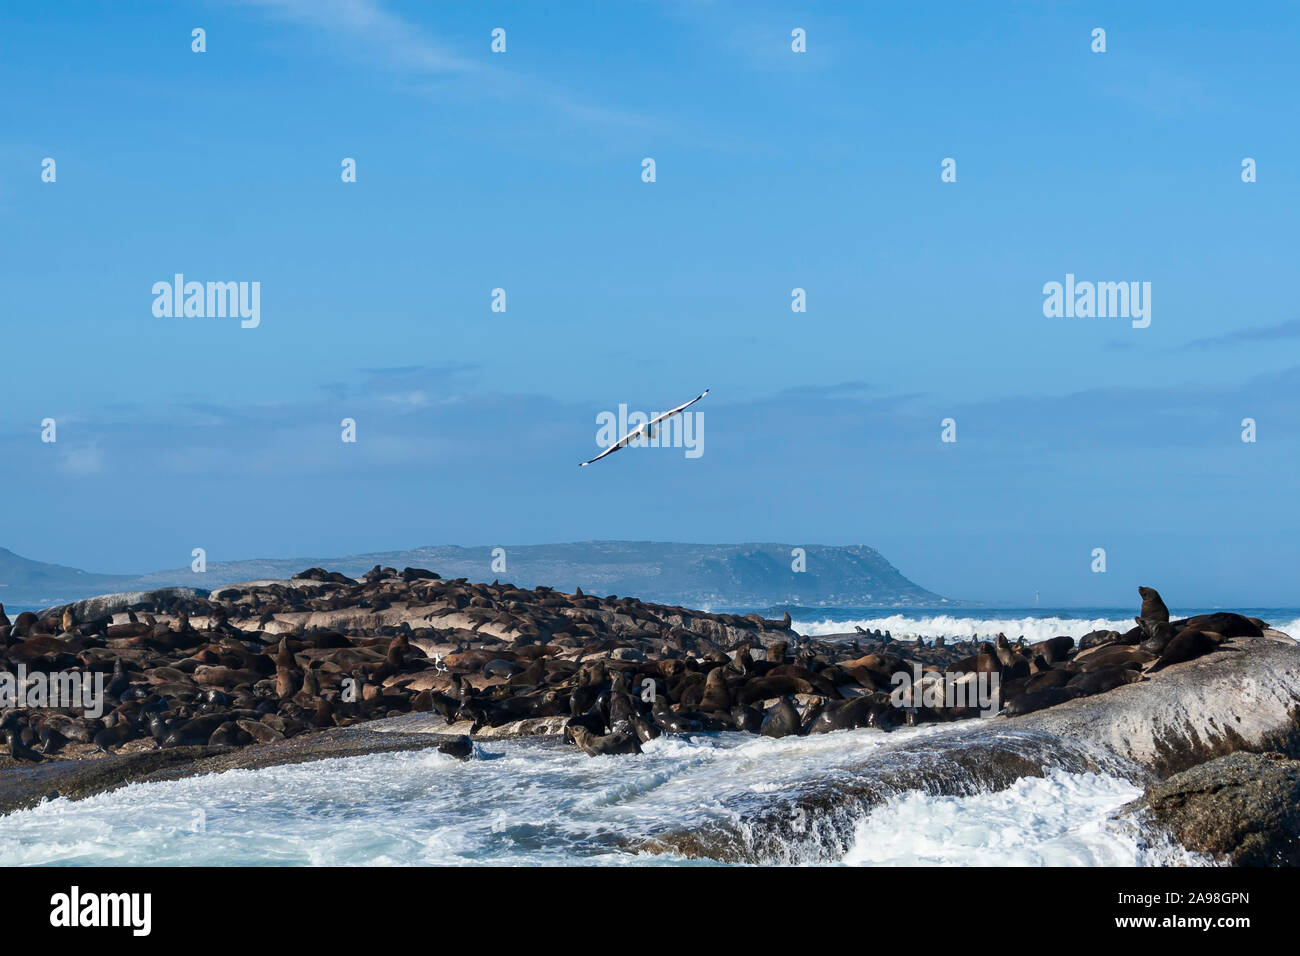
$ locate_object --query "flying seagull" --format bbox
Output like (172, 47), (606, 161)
(579, 388), (709, 467)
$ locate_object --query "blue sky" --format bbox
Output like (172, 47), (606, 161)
(2, 0), (1297, 606)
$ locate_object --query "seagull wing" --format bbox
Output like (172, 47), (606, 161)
(579, 438), (629, 467)
(579, 426), (643, 466)
(579, 388), (709, 467)
(645, 388), (709, 430)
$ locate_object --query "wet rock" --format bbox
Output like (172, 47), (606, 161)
(475, 716), (569, 739)
(1126, 752), (1300, 866)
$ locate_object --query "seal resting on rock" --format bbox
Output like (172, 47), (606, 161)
(1027, 636), (1074, 665)
(1137, 619), (1176, 654)
(1067, 666), (1144, 696)
(806, 696), (899, 734)
(1149, 630), (1223, 672)
(1002, 686), (1074, 716)
(568, 724), (641, 757)
(1175, 613), (1262, 639)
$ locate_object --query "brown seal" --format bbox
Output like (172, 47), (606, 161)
(568, 724), (641, 756)
(1137, 586), (1170, 622)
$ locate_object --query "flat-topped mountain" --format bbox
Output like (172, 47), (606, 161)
(0, 541), (945, 608)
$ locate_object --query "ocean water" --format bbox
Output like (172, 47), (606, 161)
(839, 770), (1202, 867)
(787, 606), (1300, 642)
(0, 726), (1206, 867)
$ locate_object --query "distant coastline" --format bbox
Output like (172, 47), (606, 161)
(0, 542), (944, 608)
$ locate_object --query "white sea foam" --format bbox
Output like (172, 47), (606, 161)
(794, 614), (1133, 642)
(842, 770), (1208, 866)
(0, 729), (1179, 867)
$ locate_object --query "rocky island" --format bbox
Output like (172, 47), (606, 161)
(0, 570), (1296, 864)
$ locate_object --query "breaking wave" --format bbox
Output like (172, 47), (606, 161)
(0, 723), (1191, 866)
(794, 614), (1133, 643)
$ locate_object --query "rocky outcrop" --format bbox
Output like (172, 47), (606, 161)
(0, 724), (452, 815)
(1009, 632), (1300, 776)
(1125, 752), (1300, 866)
(0, 566), (800, 773)
(47, 588), (207, 627)
(4, 572), (1298, 871)
(632, 726), (1138, 863)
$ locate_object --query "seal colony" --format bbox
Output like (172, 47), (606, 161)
(0, 577), (1281, 766)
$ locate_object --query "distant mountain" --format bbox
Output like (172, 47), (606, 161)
(0, 542), (947, 609)
(0, 548), (135, 608)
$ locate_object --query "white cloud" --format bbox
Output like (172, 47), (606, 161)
(59, 445), (105, 476)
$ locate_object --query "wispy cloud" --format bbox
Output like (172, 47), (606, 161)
(319, 363), (479, 401)
(779, 380), (874, 397)
(233, 0), (654, 128)
(58, 444), (105, 476)
(1181, 319), (1300, 351)
(235, 0), (480, 73)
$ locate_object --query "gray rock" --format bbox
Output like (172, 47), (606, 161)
(1005, 632), (1300, 776)
(39, 587), (208, 623)
(475, 716), (569, 739)
(1126, 752), (1300, 866)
